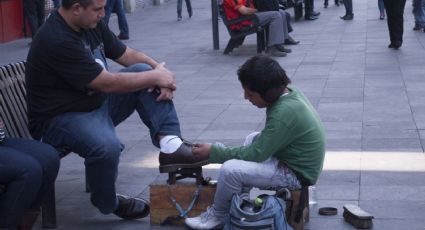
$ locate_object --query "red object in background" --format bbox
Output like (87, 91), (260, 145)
(0, 0), (25, 43)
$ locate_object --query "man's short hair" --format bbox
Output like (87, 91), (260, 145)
(61, 0), (93, 9)
(238, 55), (291, 99)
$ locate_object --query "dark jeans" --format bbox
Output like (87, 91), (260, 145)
(104, 0), (130, 36)
(412, 0), (425, 26)
(383, 0), (406, 45)
(52, 0), (60, 8)
(41, 63), (181, 214)
(23, 0), (45, 37)
(343, 0), (353, 14)
(0, 138), (59, 228)
(304, 0), (314, 16)
(177, 0), (192, 18)
(378, 0), (385, 14)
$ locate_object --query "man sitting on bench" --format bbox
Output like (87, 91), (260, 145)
(25, 0), (208, 221)
(223, 0), (299, 57)
(185, 55), (325, 229)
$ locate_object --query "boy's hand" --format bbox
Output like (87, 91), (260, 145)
(192, 143), (212, 159)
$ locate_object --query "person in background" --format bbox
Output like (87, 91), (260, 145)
(412, 0), (425, 31)
(378, 0), (385, 20)
(0, 117), (60, 230)
(177, 0), (193, 21)
(340, 0), (353, 20)
(382, 0), (406, 49)
(185, 55), (325, 230)
(53, 0), (61, 8)
(104, 0), (130, 40)
(324, 0), (339, 8)
(23, 0), (45, 39)
(304, 0), (320, 20)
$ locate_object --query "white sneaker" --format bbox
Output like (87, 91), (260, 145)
(185, 207), (223, 230)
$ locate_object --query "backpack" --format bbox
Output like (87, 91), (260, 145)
(253, 0), (280, 11)
(224, 193), (294, 230)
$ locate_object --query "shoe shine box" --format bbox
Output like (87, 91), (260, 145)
(149, 176), (216, 225)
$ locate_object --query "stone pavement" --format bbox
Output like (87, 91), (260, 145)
(1, 0), (425, 229)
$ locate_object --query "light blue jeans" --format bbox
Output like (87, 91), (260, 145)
(212, 133), (301, 219)
(41, 64), (181, 214)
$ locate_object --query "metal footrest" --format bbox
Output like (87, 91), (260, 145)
(167, 167), (204, 185)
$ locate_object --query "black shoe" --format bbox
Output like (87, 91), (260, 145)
(393, 41), (402, 49)
(284, 37), (300, 45)
(117, 33), (129, 40)
(275, 44), (292, 53)
(159, 141), (209, 173)
(413, 23), (422, 31)
(305, 15), (318, 20)
(334, 0), (339, 6)
(312, 11), (320, 16)
(340, 14), (353, 20)
(324, 4), (328, 8)
(114, 194), (150, 220)
(388, 41), (402, 49)
(266, 46), (287, 57)
(188, 11), (193, 18)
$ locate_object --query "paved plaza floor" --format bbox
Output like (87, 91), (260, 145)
(1, 0), (425, 229)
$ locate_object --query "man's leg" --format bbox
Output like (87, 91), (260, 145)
(103, 0), (116, 25)
(177, 0), (183, 19)
(109, 63), (182, 148)
(115, 0), (129, 37)
(255, 11), (285, 47)
(42, 106), (123, 214)
(278, 10), (290, 39)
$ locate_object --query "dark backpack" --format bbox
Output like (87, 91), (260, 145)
(224, 193), (294, 230)
(253, 0), (280, 11)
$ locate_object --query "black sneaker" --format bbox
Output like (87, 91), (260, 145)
(114, 194), (150, 220)
(413, 23), (422, 31)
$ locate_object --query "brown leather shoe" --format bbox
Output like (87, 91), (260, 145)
(159, 141), (209, 173)
(113, 194), (150, 220)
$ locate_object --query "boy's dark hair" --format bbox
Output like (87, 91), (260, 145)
(61, 0), (93, 9)
(238, 55), (291, 102)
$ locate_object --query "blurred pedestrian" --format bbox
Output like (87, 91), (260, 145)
(382, 0), (406, 49)
(52, 0), (61, 8)
(23, 0), (45, 38)
(177, 0), (193, 21)
(104, 0), (130, 40)
(412, 0), (425, 31)
(304, 0), (320, 20)
(378, 0), (385, 20)
(324, 0), (339, 8)
(340, 0), (353, 20)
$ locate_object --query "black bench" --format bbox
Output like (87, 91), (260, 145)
(218, 3), (267, 54)
(0, 61), (88, 229)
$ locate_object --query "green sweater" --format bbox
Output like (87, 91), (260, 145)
(209, 86), (325, 185)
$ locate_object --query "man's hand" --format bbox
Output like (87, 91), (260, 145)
(192, 143), (212, 159)
(154, 62), (176, 91)
(156, 87), (174, 101)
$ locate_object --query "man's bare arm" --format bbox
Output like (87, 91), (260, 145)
(88, 62), (176, 93)
(238, 5), (258, 15)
